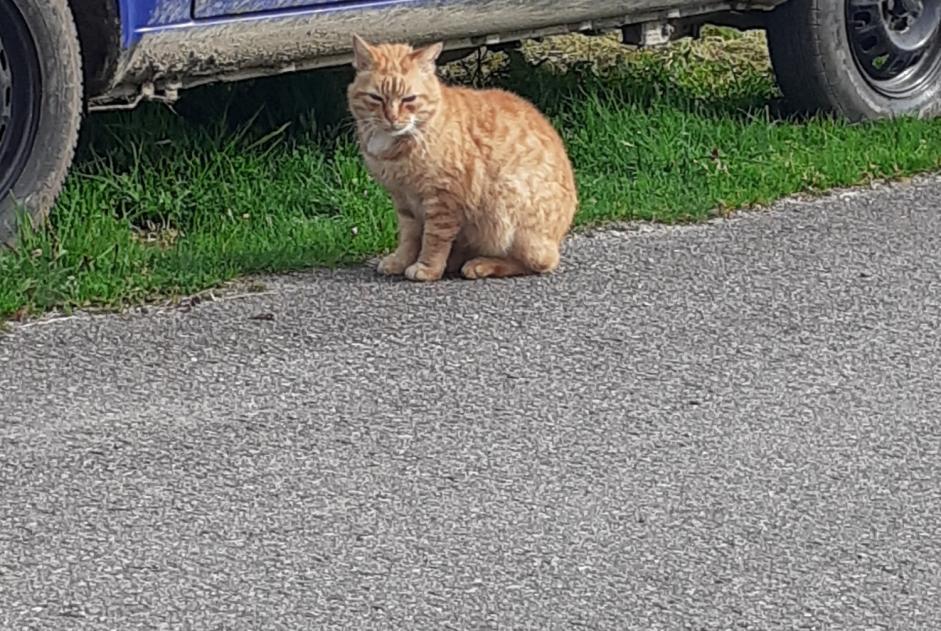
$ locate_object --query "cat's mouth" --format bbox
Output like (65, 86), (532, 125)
(388, 118), (417, 136)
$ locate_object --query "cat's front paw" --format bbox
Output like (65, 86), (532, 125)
(377, 254), (411, 276)
(404, 262), (443, 282)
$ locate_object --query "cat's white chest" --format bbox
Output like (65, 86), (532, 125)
(366, 131), (396, 156)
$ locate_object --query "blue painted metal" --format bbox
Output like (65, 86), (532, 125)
(195, 0), (357, 20)
(117, 0), (421, 47)
(118, 0), (191, 46)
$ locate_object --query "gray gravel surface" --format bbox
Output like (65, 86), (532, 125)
(2, 179), (941, 630)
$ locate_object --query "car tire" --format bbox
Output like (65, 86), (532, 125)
(766, 0), (941, 121)
(0, 0), (83, 246)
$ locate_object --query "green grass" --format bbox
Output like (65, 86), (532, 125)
(2, 29), (941, 319)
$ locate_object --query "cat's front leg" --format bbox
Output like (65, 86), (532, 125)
(377, 206), (422, 276)
(405, 201), (461, 282)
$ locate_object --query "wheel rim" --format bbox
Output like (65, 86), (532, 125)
(0, 0), (42, 200)
(847, 0), (941, 97)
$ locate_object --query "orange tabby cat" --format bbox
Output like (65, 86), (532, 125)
(347, 35), (578, 281)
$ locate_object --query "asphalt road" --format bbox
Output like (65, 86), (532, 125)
(2, 178), (941, 630)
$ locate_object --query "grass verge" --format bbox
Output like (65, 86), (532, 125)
(2, 29), (941, 319)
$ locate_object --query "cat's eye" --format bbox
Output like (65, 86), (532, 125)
(401, 95), (418, 103)
(367, 93), (384, 102)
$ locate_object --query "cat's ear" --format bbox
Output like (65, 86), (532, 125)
(352, 34), (377, 71)
(410, 41), (444, 72)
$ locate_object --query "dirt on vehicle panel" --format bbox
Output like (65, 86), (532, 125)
(146, 0), (193, 25)
(103, 0), (780, 101)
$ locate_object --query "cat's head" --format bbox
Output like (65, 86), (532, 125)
(347, 35), (444, 136)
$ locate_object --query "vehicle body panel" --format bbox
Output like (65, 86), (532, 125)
(98, 0), (782, 105)
(194, 0), (354, 19)
(119, 0), (190, 45)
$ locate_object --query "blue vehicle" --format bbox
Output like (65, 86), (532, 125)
(1, 0), (939, 244)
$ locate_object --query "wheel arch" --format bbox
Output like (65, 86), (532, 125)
(67, 0), (121, 99)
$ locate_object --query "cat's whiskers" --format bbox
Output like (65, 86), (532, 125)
(358, 119), (384, 136)
(411, 127), (432, 158)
